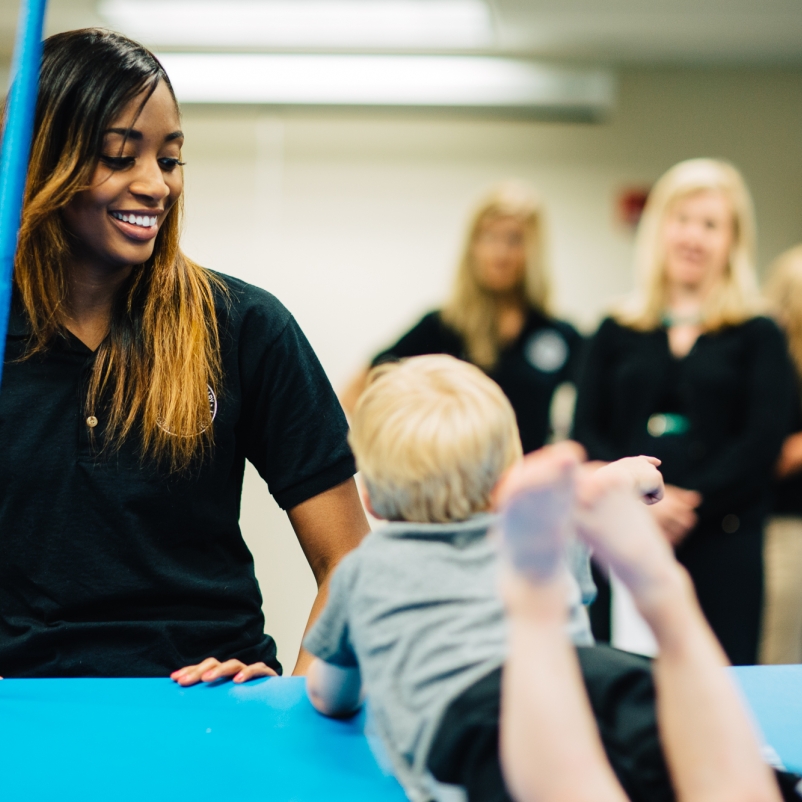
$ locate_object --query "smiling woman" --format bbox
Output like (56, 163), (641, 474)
(573, 159), (795, 664)
(1, 29), (369, 681)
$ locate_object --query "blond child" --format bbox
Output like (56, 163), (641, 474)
(304, 355), (791, 802)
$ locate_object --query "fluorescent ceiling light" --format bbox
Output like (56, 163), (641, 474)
(156, 54), (615, 117)
(99, 0), (494, 49)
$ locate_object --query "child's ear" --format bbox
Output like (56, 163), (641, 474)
(359, 481), (382, 520)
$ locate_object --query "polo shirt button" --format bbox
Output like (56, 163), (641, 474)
(86, 416), (98, 428)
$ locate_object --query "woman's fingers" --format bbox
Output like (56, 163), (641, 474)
(233, 662), (278, 683)
(200, 659), (248, 682)
(171, 657), (224, 686)
(170, 658), (277, 686)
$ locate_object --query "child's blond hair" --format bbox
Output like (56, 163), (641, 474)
(350, 355), (522, 523)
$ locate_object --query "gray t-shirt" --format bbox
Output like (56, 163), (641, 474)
(303, 513), (593, 801)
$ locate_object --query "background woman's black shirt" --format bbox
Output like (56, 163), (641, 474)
(573, 315), (794, 526)
(372, 310), (583, 453)
(0, 274), (356, 678)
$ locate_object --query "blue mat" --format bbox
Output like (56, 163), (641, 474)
(0, 669), (799, 799)
(733, 665), (802, 774)
(0, 677), (406, 801)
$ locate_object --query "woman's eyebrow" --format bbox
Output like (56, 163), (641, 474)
(102, 129), (184, 142)
(104, 127), (143, 140)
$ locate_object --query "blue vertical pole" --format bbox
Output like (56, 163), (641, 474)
(0, 0), (48, 386)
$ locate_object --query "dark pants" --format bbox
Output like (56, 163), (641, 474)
(676, 526), (764, 666)
(427, 646), (673, 802)
(427, 644), (800, 802)
(590, 524), (764, 666)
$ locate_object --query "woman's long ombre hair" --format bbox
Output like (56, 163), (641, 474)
(616, 158), (763, 331)
(441, 181), (553, 370)
(13, 29), (224, 472)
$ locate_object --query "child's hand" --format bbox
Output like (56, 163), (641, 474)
(591, 456), (664, 505)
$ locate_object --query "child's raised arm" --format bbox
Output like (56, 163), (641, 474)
(306, 657), (363, 718)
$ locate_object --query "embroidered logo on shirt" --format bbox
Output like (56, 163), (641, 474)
(525, 329), (568, 373)
(157, 385), (218, 436)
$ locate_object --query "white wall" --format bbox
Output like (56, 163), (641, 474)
(178, 66), (802, 668)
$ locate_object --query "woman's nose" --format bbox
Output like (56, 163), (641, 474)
(128, 159), (170, 201)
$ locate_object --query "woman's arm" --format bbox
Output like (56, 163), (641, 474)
(288, 477), (370, 675)
(172, 478), (368, 686)
(689, 319), (795, 517)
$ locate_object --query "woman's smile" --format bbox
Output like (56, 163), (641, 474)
(108, 208), (161, 242)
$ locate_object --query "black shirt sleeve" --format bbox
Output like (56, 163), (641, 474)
(234, 286), (356, 510)
(371, 311), (463, 366)
(572, 317), (623, 462)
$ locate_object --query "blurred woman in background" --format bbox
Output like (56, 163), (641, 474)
(761, 245), (802, 665)
(573, 158), (794, 665)
(342, 181), (583, 453)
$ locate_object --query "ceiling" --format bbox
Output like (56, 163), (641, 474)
(1, 0), (801, 66)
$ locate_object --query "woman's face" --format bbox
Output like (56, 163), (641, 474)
(472, 215), (528, 295)
(661, 190), (735, 293)
(62, 80), (184, 272)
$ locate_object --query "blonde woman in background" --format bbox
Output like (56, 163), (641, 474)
(761, 245), (802, 665)
(573, 159), (794, 665)
(342, 181), (583, 454)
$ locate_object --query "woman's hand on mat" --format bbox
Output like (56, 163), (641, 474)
(171, 657), (278, 686)
(649, 484), (701, 546)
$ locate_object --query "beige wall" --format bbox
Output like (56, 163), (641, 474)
(177, 66), (802, 668)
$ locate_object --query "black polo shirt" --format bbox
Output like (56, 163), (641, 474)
(372, 309), (583, 453)
(0, 273), (356, 678)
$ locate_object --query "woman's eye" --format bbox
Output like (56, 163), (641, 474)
(101, 155), (135, 170)
(159, 158), (186, 171)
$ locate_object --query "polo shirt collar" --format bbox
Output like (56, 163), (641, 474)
(378, 512), (497, 546)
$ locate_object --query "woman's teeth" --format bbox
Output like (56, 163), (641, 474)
(111, 211), (157, 228)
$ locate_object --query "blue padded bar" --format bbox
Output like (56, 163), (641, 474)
(0, 0), (47, 385)
(0, 677), (407, 801)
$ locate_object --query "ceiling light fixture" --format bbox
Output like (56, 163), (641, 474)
(98, 0), (494, 50)
(155, 53), (615, 118)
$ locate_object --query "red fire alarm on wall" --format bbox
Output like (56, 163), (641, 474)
(616, 186), (651, 229)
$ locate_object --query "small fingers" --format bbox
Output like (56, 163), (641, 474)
(233, 662), (278, 683)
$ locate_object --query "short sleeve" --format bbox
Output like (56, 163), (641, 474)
(235, 289), (356, 510)
(303, 554), (359, 667)
(371, 311), (462, 365)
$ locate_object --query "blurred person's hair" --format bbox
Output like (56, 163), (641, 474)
(441, 181), (552, 369)
(350, 355), (522, 523)
(765, 244), (802, 380)
(615, 158), (764, 331)
(11, 28), (225, 472)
